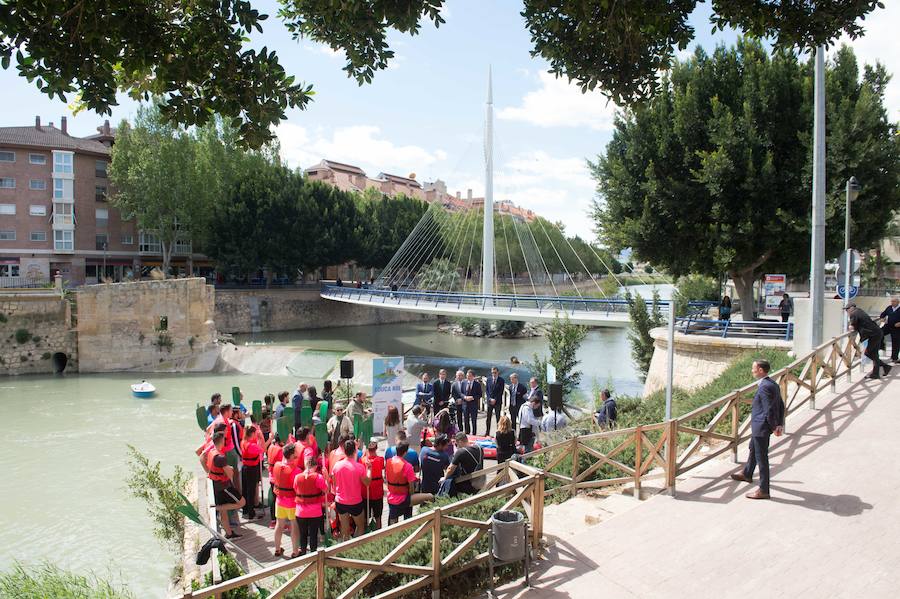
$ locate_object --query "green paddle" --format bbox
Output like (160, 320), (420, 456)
(353, 414), (363, 438)
(277, 415), (292, 442)
(314, 422), (328, 451)
(300, 406), (313, 428)
(231, 386), (241, 406)
(195, 405), (208, 431)
(252, 400), (262, 423)
(318, 400), (329, 423)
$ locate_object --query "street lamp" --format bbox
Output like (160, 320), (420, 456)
(843, 176), (861, 329)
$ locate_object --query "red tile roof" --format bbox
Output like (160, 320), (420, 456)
(0, 125), (110, 156)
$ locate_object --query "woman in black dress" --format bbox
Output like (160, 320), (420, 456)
(495, 415), (516, 463)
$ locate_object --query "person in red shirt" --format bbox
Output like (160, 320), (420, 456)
(273, 443), (301, 558)
(293, 454), (327, 554)
(240, 425), (263, 519)
(362, 441), (385, 530)
(331, 439), (370, 541)
(266, 435), (284, 528)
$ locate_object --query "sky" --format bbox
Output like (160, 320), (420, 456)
(1, 1), (897, 240)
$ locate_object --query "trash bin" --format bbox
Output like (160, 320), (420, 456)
(491, 510), (526, 562)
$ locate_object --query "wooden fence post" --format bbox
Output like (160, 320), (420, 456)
(633, 427), (642, 499)
(432, 508), (442, 599)
(532, 474), (545, 550)
(316, 548), (326, 599)
(665, 419), (678, 497)
(570, 436), (580, 497)
(730, 397), (740, 464)
(809, 352), (818, 410)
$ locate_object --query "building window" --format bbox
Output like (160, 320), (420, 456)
(53, 178), (73, 200)
(53, 152), (73, 174)
(0, 151), (14, 163)
(95, 161), (107, 178)
(95, 186), (107, 202)
(0, 264), (20, 277)
(54, 229), (74, 251)
(95, 208), (108, 228)
(0, 178), (15, 189)
(0, 230), (15, 240)
(174, 238), (192, 255)
(29, 179), (47, 190)
(0, 204), (15, 215)
(53, 202), (74, 225)
(29, 153), (47, 165)
(139, 232), (161, 253)
(121, 234), (134, 245)
(95, 234), (108, 251)
(30, 231), (47, 242)
(29, 205), (46, 216)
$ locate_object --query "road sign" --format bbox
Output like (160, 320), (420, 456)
(837, 285), (859, 300)
(837, 249), (862, 276)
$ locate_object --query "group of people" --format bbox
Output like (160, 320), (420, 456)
(846, 300), (898, 380)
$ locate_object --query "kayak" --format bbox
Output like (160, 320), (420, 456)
(131, 381), (156, 398)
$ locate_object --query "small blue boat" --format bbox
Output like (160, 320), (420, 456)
(131, 380), (156, 398)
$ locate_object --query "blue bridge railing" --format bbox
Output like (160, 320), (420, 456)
(676, 317), (794, 341)
(322, 285), (716, 318)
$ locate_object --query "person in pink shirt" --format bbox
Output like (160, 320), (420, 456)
(331, 439), (370, 541)
(386, 441), (433, 525)
(294, 427), (316, 465)
(272, 443), (301, 558)
(293, 454), (327, 554)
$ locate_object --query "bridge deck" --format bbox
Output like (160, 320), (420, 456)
(489, 370), (899, 598)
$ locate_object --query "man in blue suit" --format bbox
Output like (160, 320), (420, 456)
(880, 297), (900, 363)
(731, 359), (785, 499)
(460, 370), (482, 435)
(414, 372), (434, 416)
(483, 367), (505, 436)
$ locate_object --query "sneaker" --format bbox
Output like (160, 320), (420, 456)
(883, 364), (893, 376)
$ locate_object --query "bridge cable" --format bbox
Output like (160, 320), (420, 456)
(376, 205), (438, 286)
(535, 216), (583, 299)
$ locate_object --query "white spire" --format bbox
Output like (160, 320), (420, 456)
(482, 66), (494, 300)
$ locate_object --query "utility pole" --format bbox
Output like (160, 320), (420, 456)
(481, 66), (495, 302)
(809, 46), (826, 348)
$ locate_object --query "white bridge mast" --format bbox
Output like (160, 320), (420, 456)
(481, 66), (494, 300)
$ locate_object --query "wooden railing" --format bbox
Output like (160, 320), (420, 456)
(181, 329), (867, 598)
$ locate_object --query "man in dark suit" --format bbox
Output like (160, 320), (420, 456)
(450, 370), (465, 431)
(461, 369), (482, 435)
(880, 297), (900, 363)
(507, 373), (527, 431)
(433, 368), (453, 415)
(847, 303), (892, 379)
(731, 359), (785, 499)
(483, 366), (505, 436)
(414, 372), (434, 416)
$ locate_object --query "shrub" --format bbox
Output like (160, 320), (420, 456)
(0, 562), (133, 598)
(627, 291), (663, 381)
(496, 320), (525, 337)
(674, 274), (720, 317)
(32, 335), (42, 344)
(478, 319), (492, 336)
(0, 313), (6, 323)
(124, 445), (191, 552)
(155, 333), (173, 352)
(193, 553), (260, 599)
(41, 352), (52, 360)
(19, 355), (28, 362)
(15, 328), (32, 344)
(456, 317), (477, 333)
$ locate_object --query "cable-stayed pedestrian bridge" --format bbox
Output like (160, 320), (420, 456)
(321, 286), (715, 327)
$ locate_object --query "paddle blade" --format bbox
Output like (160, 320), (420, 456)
(252, 400), (262, 422)
(232, 386), (241, 405)
(353, 414), (362, 438)
(176, 492), (202, 525)
(195, 405), (208, 431)
(277, 415), (292, 442)
(314, 422), (328, 450)
(301, 406), (313, 428)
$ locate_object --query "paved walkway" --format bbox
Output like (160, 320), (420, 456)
(491, 371), (899, 599)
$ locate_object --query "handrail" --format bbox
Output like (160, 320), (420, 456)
(182, 325), (868, 598)
(675, 317), (794, 341)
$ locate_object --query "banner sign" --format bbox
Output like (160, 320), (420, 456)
(763, 274), (787, 312)
(372, 356), (404, 435)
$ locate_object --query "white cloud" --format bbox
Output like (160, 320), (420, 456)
(277, 123), (447, 175)
(498, 71), (619, 131)
(301, 43), (343, 59)
(835, 2), (900, 120)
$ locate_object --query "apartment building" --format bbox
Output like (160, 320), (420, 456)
(0, 117), (206, 286)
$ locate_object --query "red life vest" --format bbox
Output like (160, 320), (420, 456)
(273, 461), (296, 500)
(385, 457), (409, 495)
(206, 449), (230, 483)
(241, 439), (261, 467)
(363, 454), (385, 500)
(294, 471), (324, 505)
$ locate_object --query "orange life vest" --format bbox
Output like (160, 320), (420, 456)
(273, 461), (296, 500)
(206, 449), (230, 483)
(294, 471), (324, 505)
(385, 457), (409, 494)
(241, 439), (261, 467)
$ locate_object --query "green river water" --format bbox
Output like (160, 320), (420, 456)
(2, 320), (641, 596)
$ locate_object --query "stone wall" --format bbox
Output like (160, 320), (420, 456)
(0, 293), (77, 375)
(76, 278), (217, 372)
(215, 288), (434, 334)
(643, 327), (792, 397)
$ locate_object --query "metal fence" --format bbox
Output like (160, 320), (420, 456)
(0, 276), (51, 289)
(676, 316), (794, 341)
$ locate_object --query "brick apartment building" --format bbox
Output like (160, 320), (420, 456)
(0, 117), (208, 286)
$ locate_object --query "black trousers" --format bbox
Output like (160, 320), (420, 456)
(484, 401), (501, 435)
(743, 434), (771, 494)
(298, 515), (322, 553)
(781, 312), (790, 323)
(882, 325), (900, 361)
(463, 401), (478, 435)
(241, 464), (260, 517)
(454, 401), (465, 430)
(864, 332), (888, 376)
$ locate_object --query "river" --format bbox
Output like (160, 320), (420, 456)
(2, 310), (655, 596)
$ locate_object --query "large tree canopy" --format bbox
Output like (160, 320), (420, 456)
(591, 40), (899, 313)
(0, 1), (881, 146)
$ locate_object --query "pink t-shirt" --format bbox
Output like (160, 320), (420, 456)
(387, 460), (416, 506)
(332, 458), (366, 505)
(294, 473), (328, 518)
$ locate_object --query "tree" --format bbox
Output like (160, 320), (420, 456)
(674, 274), (721, 317)
(109, 104), (231, 276)
(1, 2), (880, 146)
(628, 292), (664, 381)
(417, 258), (460, 290)
(356, 194), (429, 270)
(527, 313), (587, 397)
(592, 40), (900, 316)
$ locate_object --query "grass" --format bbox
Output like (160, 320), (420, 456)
(0, 563), (133, 599)
(527, 348), (792, 498)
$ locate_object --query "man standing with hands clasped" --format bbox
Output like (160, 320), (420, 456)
(731, 359), (785, 500)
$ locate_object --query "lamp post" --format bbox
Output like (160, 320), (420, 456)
(843, 177), (861, 329)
